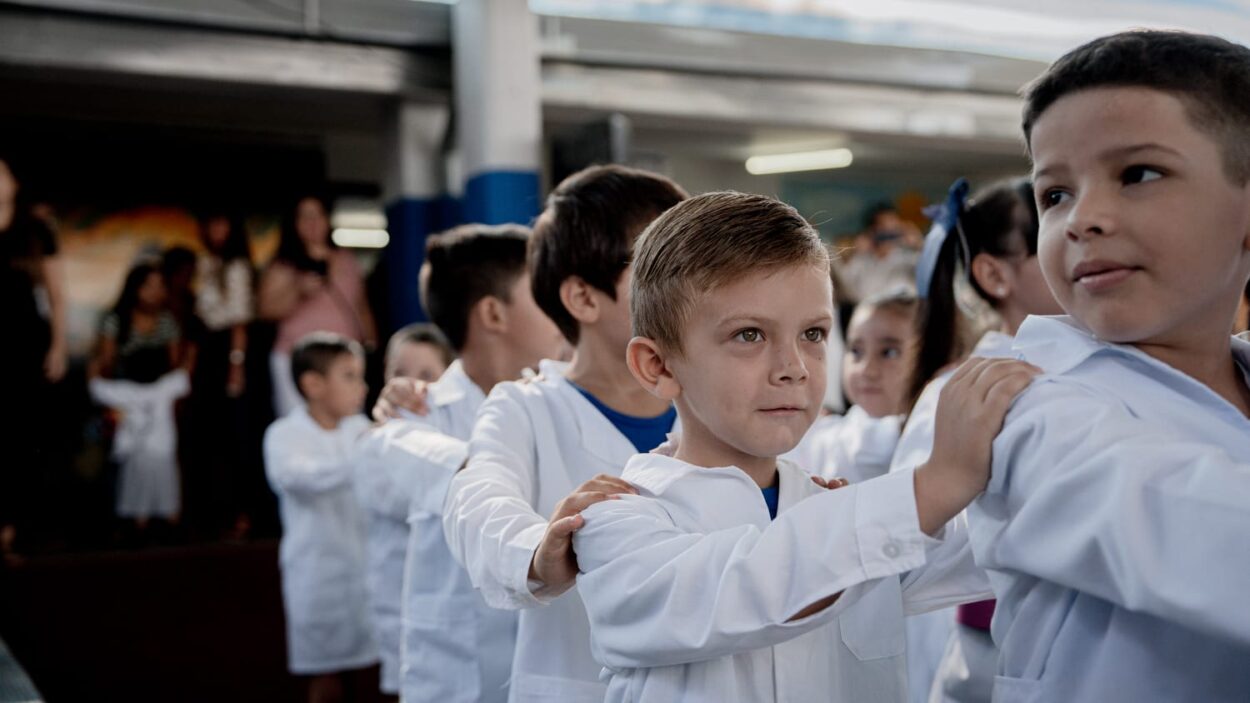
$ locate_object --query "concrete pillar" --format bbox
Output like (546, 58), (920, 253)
(382, 100), (451, 327)
(453, 0), (543, 225)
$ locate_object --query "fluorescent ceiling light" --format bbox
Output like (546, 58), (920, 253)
(332, 228), (390, 249)
(745, 148), (853, 175)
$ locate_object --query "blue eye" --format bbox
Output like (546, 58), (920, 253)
(803, 328), (826, 343)
(882, 347), (901, 360)
(1123, 165), (1163, 185)
(734, 328), (763, 343)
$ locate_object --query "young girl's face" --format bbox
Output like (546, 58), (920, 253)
(138, 271), (167, 311)
(203, 216), (231, 253)
(842, 305), (915, 417)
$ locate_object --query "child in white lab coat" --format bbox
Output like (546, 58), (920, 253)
(892, 177), (1061, 703)
(264, 332), (375, 703)
(963, 30), (1250, 702)
(785, 290), (917, 483)
(441, 165), (688, 703)
(571, 191), (1039, 703)
(355, 224), (563, 703)
(352, 322), (451, 700)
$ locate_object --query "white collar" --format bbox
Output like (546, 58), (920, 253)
(426, 360), (486, 409)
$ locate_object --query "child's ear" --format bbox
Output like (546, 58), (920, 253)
(626, 336), (681, 401)
(475, 295), (508, 334)
(298, 370), (324, 400)
(970, 252), (1012, 302)
(559, 276), (601, 325)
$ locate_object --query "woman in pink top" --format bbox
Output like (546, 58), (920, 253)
(258, 193), (377, 416)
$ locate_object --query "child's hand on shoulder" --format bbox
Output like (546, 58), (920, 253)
(371, 377), (430, 423)
(914, 357), (1041, 535)
(528, 474), (639, 595)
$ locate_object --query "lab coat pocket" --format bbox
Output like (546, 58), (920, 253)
(406, 593), (484, 701)
(838, 579), (906, 661)
(992, 674), (1042, 703)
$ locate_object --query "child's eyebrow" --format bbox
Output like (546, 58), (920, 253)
(1098, 142), (1185, 162)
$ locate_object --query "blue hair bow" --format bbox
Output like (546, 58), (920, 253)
(915, 178), (970, 299)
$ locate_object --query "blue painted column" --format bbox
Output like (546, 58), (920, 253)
(453, 0), (543, 225)
(383, 101), (451, 327)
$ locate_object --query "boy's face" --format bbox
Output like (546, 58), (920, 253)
(304, 353), (368, 419)
(387, 341), (447, 383)
(1031, 87), (1250, 346)
(500, 272), (566, 373)
(667, 263), (833, 465)
(843, 306), (914, 418)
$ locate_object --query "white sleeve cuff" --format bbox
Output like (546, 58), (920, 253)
(853, 469), (929, 579)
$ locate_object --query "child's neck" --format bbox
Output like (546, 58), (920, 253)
(566, 335), (671, 417)
(673, 420), (779, 489)
(1136, 329), (1250, 417)
(458, 343), (514, 396)
(306, 403), (344, 431)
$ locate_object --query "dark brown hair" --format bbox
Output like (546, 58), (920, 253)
(421, 223), (531, 351)
(529, 165), (687, 344)
(1023, 30), (1250, 183)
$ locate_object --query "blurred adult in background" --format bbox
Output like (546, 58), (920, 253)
(0, 154), (67, 562)
(258, 193), (377, 417)
(838, 203), (923, 303)
(89, 262), (189, 538)
(162, 246), (203, 369)
(189, 210), (256, 538)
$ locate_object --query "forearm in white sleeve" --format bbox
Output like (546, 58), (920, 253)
(574, 470), (928, 669)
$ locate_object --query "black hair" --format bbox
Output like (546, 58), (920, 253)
(1023, 30), (1250, 183)
(420, 223), (532, 351)
(198, 208), (253, 263)
(109, 262), (163, 348)
(530, 164), (688, 344)
(290, 331), (364, 399)
(908, 178), (1037, 407)
(161, 246), (197, 279)
(863, 202), (897, 231)
(275, 191), (337, 268)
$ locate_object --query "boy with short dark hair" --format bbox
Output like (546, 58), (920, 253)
(442, 165), (688, 702)
(572, 191), (1036, 702)
(264, 332), (375, 703)
(966, 30), (1250, 702)
(355, 223), (563, 703)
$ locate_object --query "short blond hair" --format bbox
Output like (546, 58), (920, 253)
(631, 191), (830, 354)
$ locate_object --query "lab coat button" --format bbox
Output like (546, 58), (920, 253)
(883, 542), (900, 558)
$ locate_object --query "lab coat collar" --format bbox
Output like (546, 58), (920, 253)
(1017, 314), (1250, 413)
(972, 330), (1016, 359)
(536, 358), (641, 468)
(426, 360), (486, 409)
(622, 452), (816, 509)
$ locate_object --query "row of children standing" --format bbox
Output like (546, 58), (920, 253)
(264, 29), (1250, 703)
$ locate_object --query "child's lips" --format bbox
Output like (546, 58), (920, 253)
(759, 406), (806, 416)
(1072, 259), (1141, 293)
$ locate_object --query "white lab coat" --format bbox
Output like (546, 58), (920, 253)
(443, 360), (668, 703)
(572, 453), (993, 703)
(969, 315), (1250, 702)
(384, 361), (518, 703)
(783, 404), (902, 483)
(890, 331), (1014, 703)
(89, 369), (190, 519)
(264, 408), (376, 675)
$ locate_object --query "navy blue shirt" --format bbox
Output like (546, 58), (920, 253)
(760, 475), (780, 520)
(572, 384), (677, 453)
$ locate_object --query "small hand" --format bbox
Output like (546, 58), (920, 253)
(810, 475), (850, 490)
(528, 474), (638, 593)
(371, 377), (430, 422)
